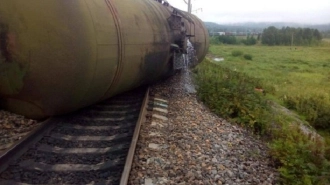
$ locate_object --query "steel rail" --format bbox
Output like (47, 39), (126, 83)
(120, 87), (149, 185)
(0, 118), (55, 174)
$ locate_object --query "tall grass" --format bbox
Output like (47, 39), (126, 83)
(193, 61), (269, 132)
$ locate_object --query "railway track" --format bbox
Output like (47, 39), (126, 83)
(0, 87), (149, 185)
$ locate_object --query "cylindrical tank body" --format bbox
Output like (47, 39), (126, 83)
(0, 0), (208, 119)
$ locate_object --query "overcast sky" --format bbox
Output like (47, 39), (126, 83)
(167, 0), (330, 24)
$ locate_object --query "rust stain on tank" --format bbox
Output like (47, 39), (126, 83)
(6, 33), (17, 59)
(0, 23), (12, 62)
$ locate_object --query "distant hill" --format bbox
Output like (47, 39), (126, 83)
(310, 24), (330, 31)
(204, 22), (330, 33)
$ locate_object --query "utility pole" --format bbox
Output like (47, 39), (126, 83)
(188, 0), (192, 14)
(183, 0), (192, 14)
(291, 33), (294, 49)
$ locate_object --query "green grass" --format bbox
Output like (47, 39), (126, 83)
(320, 39), (330, 47)
(208, 45), (330, 106)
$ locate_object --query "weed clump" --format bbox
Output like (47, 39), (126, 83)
(244, 54), (253, 60)
(231, 50), (243, 57)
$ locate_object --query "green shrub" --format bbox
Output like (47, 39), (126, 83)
(210, 36), (222, 45)
(241, 35), (257, 45)
(218, 35), (237, 44)
(194, 59), (269, 133)
(244, 54), (253, 60)
(232, 50), (243, 57)
(270, 123), (329, 185)
(284, 94), (330, 129)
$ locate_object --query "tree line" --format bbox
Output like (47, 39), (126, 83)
(322, 30), (330, 38)
(212, 35), (257, 46)
(261, 26), (322, 46)
(210, 26), (323, 46)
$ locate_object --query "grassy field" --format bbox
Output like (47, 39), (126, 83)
(323, 38), (330, 42)
(194, 44), (330, 184)
(208, 45), (330, 106)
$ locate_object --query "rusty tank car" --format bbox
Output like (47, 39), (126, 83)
(0, 0), (209, 119)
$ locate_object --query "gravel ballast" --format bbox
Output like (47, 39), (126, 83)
(129, 69), (278, 185)
(0, 110), (39, 154)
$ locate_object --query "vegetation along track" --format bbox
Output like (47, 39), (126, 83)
(0, 87), (149, 185)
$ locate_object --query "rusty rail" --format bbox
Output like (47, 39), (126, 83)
(120, 88), (149, 185)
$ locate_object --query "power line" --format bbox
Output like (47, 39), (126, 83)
(191, 8), (202, 13)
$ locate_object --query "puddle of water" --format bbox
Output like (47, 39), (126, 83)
(213, 57), (224, 62)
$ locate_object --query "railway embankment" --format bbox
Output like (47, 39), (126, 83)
(129, 69), (278, 185)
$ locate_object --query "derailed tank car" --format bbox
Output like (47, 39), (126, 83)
(0, 0), (209, 119)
